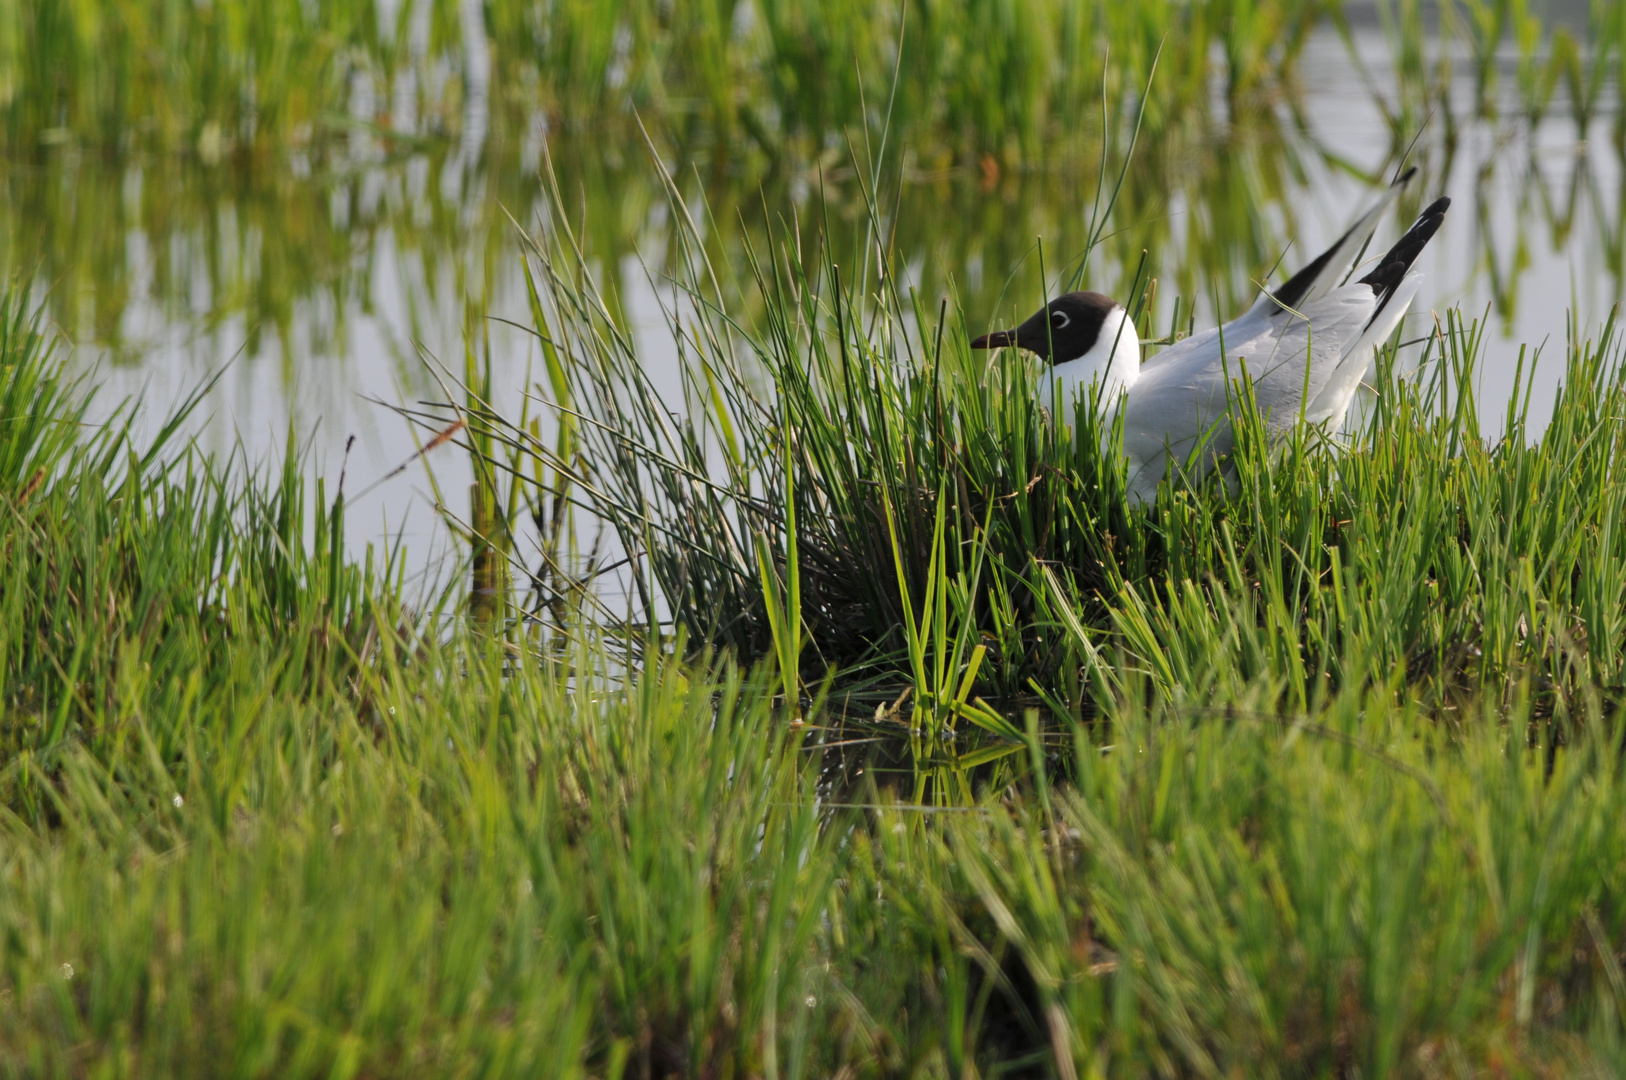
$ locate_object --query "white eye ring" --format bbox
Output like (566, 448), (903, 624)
(1051, 310), (1070, 328)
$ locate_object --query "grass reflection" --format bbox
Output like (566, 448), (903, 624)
(3, 89), (1620, 401)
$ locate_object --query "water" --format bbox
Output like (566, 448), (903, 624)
(2, 13), (1620, 584)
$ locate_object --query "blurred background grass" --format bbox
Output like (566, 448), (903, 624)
(2, 0), (1619, 375)
(2, 0), (1327, 159)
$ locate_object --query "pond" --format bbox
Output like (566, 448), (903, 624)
(2, 1), (1619, 581)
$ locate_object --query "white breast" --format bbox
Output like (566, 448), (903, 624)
(1045, 305), (1142, 416)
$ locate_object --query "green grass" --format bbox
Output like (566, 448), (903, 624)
(4, 3), (1626, 1075)
(451, 167), (1626, 743)
(7, 150), (1626, 1078)
(11, 624), (1626, 1076)
(3, 292), (1626, 1075)
(1347, 0), (1626, 137)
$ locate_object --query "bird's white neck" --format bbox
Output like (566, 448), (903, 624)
(1047, 305), (1141, 414)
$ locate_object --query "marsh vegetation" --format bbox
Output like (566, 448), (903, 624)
(4, 1), (1626, 1077)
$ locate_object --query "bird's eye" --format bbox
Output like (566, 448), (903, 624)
(1051, 311), (1070, 328)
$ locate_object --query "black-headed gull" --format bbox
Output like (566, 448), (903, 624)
(973, 168), (1450, 502)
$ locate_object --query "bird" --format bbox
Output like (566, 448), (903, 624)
(971, 168), (1450, 503)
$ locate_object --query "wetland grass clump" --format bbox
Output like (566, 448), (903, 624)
(446, 168), (1626, 753)
(3, 280), (1626, 1074)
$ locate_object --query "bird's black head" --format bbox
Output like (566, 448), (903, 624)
(971, 291), (1120, 365)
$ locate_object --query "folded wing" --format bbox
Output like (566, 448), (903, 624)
(1118, 289), (1376, 498)
(1116, 185), (1451, 503)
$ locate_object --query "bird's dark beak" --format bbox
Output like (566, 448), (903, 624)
(971, 328), (1018, 350)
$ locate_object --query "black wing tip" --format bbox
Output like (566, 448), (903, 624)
(1271, 246), (1336, 313)
(1272, 170), (1422, 313)
(1358, 201), (1450, 286)
(1357, 197), (1452, 322)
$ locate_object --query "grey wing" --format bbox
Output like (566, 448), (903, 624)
(1116, 310), (1271, 492)
(1117, 289), (1377, 497)
(1231, 285), (1381, 432)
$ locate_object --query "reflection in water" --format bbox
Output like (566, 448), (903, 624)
(0, 23), (1620, 572)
